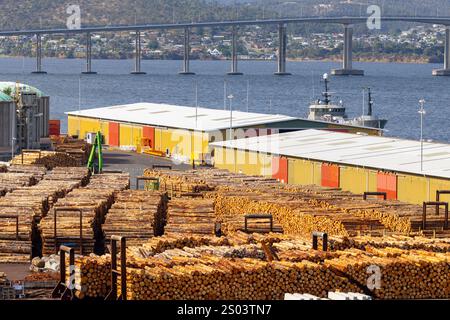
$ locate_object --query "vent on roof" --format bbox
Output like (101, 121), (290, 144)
(364, 145), (393, 151)
(185, 114), (208, 118)
(148, 110), (171, 114)
(212, 117), (237, 121)
(127, 108), (147, 112)
(109, 105), (127, 109)
(329, 141), (355, 146)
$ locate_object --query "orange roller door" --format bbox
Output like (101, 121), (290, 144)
(272, 157), (288, 183)
(143, 126), (155, 148)
(377, 172), (397, 200)
(109, 122), (120, 147)
(321, 164), (340, 188)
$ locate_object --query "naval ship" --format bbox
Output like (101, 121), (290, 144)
(308, 73), (388, 129)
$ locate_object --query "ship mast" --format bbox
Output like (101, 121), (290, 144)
(322, 73), (331, 105)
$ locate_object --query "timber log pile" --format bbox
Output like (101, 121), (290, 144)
(7, 165), (47, 180)
(62, 232), (450, 300)
(67, 254), (111, 299)
(0, 172), (39, 195)
(145, 168), (436, 236)
(11, 151), (79, 169)
(103, 190), (168, 246)
(41, 173), (130, 255)
(51, 136), (93, 166)
(165, 199), (216, 236)
(0, 167), (91, 262)
(144, 169), (214, 196)
(328, 235), (450, 253)
(324, 249), (450, 300)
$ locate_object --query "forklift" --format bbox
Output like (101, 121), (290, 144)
(87, 131), (104, 173)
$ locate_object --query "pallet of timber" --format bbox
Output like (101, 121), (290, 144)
(40, 172), (130, 255)
(165, 198), (216, 236)
(103, 190), (168, 246)
(11, 151), (79, 170)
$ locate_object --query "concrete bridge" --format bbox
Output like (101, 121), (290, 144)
(1, 16), (449, 76)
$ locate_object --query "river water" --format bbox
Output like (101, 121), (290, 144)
(0, 57), (448, 142)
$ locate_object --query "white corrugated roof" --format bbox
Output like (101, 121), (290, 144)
(66, 102), (297, 131)
(210, 129), (450, 179)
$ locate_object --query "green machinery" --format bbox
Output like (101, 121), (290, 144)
(87, 132), (103, 173)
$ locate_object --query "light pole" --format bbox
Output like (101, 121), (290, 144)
(418, 99), (426, 171)
(228, 94), (234, 141)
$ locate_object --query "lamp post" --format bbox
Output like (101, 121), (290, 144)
(228, 94), (234, 141)
(418, 99), (426, 171)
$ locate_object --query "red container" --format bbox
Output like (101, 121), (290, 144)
(49, 120), (61, 136)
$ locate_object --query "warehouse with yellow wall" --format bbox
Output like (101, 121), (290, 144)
(67, 102), (382, 163)
(212, 129), (450, 206)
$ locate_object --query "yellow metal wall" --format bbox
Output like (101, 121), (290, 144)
(288, 159), (315, 185)
(340, 166), (368, 194)
(397, 175), (429, 205)
(429, 178), (450, 202)
(68, 116), (101, 139)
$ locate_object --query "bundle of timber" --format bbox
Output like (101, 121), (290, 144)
(68, 254), (111, 299)
(7, 165), (47, 180)
(41, 172), (130, 255)
(86, 172), (130, 191)
(11, 151), (79, 170)
(0, 165), (6, 173)
(324, 249), (450, 299)
(0, 247), (31, 264)
(52, 136), (92, 166)
(147, 169), (436, 236)
(214, 193), (349, 237)
(43, 167), (90, 186)
(0, 172), (39, 194)
(328, 235), (450, 253)
(103, 190), (168, 246)
(165, 199), (216, 236)
(127, 234), (230, 258)
(123, 258), (359, 300)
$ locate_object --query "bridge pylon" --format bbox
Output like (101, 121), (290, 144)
(331, 24), (364, 76)
(433, 27), (450, 76)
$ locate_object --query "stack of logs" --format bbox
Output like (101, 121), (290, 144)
(103, 190), (168, 247)
(41, 173), (130, 256)
(11, 151), (79, 170)
(144, 168), (435, 237)
(0, 167), (90, 262)
(165, 198), (216, 236)
(51, 136), (93, 166)
(62, 232), (450, 300)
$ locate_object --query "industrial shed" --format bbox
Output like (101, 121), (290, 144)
(211, 129), (450, 205)
(66, 102), (381, 163)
